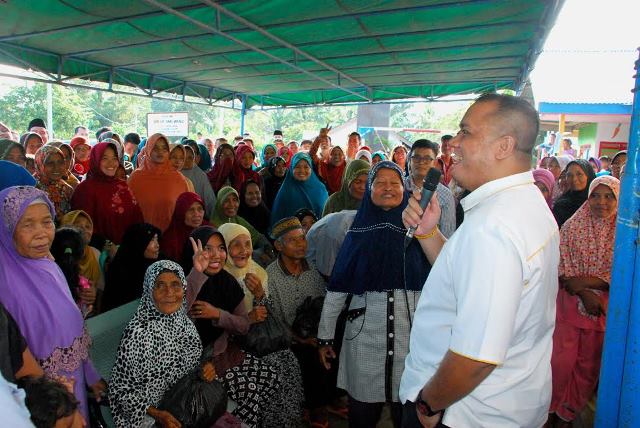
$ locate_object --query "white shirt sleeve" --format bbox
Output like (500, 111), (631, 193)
(449, 226), (523, 365)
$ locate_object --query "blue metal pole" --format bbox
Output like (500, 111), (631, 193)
(240, 94), (247, 136)
(595, 49), (640, 428)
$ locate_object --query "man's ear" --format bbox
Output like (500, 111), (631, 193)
(273, 239), (283, 252)
(495, 135), (517, 160)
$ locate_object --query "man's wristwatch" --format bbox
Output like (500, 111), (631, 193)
(415, 389), (442, 417)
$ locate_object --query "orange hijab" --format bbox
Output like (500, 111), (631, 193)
(128, 133), (189, 231)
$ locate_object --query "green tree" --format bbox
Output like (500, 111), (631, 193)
(0, 83), (89, 138)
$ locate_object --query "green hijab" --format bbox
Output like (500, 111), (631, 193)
(211, 186), (263, 244)
(322, 159), (370, 217)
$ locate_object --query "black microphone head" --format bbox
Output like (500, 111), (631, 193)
(422, 168), (441, 191)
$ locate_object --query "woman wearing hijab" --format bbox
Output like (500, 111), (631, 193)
(588, 157), (601, 174)
(208, 143), (236, 194)
(317, 146), (347, 195)
(211, 186), (273, 265)
(262, 156), (287, 209)
(259, 143), (278, 172)
(270, 152), (329, 227)
(238, 179), (271, 236)
(533, 168), (556, 210)
(71, 142), (144, 245)
(233, 144), (262, 192)
(219, 223), (305, 427)
(102, 223), (161, 312)
(69, 136), (91, 176)
(549, 176), (620, 426)
(553, 159), (596, 228)
(277, 145), (293, 168)
(128, 133), (190, 232)
(180, 142), (217, 218)
(20, 132), (44, 156)
(59, 210), (104, 302)
(33, 145), (74, 220)
(610, 150), (627, 179)
(197, 143), (213, 172)
(2, 141), (26, 167)
(48, 141), (80, 189)
(322, 159), (370, 216)
(0, 186), (106, 420)
(354, 149), (372, 164)
(109, 260), (217, 428)
(545, 155), (573, 202)
(184, 226), (279, 427)
(168, 143), (196, 192)
(161, 192), (207, 263)
(371, 151), (386, 165)
(317, 161), (431, 428)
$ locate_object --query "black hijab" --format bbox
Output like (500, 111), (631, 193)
(102, 223), (162, 311)
(238, 179), (271, 236)
(262, 156), (286, 209)
(552, 159), (596, 228)
(182, 226), (245, 346)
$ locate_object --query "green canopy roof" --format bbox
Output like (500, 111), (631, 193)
(0, 0), (563, 109)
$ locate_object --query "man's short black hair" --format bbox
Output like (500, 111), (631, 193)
(440, 134), (453, 143)
(73, 126), (87, 135)
(475, 93), (540, 155)
(349, 132), (361, 139)
(124, 132), (141, 145)
(19, 376), (79, 428)
(95, 126), (112, 140)
(28, 118), (46, 130)
(273, 130), (283, 136)
(410, 139), (439, 157)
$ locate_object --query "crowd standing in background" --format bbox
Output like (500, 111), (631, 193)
(0, 92), (627, 428)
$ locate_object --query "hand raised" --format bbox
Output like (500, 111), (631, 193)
(189, 237), (209, 273)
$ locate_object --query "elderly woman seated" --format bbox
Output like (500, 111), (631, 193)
(109, 260), (220, 428)
(183, 226), (280, 427)
(0, 186), (106, 422)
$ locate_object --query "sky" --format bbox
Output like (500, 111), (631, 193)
(529, 0), (640, 104)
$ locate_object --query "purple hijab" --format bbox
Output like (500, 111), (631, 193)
(532, 168), (556, 208)
(0, 186), (84, 359)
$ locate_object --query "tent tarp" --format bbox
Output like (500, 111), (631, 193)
(0, 0), (563, 108)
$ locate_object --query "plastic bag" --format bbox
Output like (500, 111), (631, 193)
(237, 301), (291, 357)
(292, 296), (325, 339)
(158, 368), (227, 428)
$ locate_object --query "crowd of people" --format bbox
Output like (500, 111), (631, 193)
(0, 93), (627, 428)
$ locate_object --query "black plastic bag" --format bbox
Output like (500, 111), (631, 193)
(237, 301), (291, 357)
(292, 296), (325, 339)
(158, 368), (227, 428)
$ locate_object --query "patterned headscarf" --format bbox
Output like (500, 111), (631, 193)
(109, 259), (202, 428)
(33, 145), (73, 219)
(559, 176), (620, 321)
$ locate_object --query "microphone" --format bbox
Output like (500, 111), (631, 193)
(405, 168), (442, 247)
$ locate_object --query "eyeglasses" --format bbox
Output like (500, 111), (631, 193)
(411, 155), (435, 164)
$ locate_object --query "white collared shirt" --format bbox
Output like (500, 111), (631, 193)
(400, 171), (560, 428)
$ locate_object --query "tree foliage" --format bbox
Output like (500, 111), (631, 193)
(0, 81), (468, 146)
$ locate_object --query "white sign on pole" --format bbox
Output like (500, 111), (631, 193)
(146, 112), (189, 137)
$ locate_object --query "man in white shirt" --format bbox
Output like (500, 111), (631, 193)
(399, 93), (560, 428)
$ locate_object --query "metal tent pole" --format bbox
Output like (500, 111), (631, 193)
(595, 48), (640, 428)
(240, 95), (247, 136)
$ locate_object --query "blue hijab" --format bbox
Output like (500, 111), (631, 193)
(329, 161), (431, 294)
(270, 152), (328, 227)
(131, 137), (147, 167)
(260, 144), (277, 169)
(0, 160), (36, 191)
(197, 143), (212, 171)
